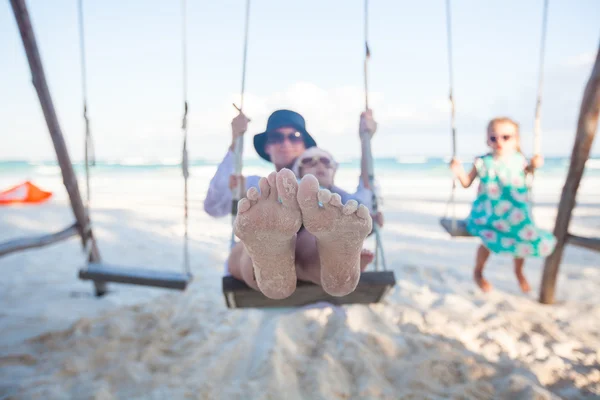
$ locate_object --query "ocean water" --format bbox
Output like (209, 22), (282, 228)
(1, 156), (599, 179)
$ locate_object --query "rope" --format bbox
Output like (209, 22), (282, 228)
(446, 0), (456, 160)
(78, 0), (89, 207)
(444, 0), (459, 233)
(362, 0), (386, 271)
(442, 0), (547, 233)
(364, 0), (370, 110)
(181, 0), (191, 275)
(76, 0), (192, 276)
(230, 0), (251, 249)
(529, 0), (549, 209)
(239, 0), (250, 112)
(77, 0), (95, 260)
(534, 0), (548, 157)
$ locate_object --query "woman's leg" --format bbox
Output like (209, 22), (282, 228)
(227, 242), (260, 291)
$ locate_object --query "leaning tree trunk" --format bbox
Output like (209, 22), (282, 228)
(10, 0), (106, 295)
(539, 44), (600, 305)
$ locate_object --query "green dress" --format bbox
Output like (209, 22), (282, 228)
(465, 152), (556, 258)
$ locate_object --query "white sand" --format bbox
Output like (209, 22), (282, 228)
(1, 166), (599, 399)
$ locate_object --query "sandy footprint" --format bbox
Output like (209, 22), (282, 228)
(297, 174), (373, 296)
(234, 169), (302, 299)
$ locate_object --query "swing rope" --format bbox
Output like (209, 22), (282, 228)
(534, 0), (549, 157)
(181, 0), (191, 275)
(77, 0), (95, 258)
(444, 0), (458, 232)
(76, 0), (191, 276)
(529, 0), (549, 207)
(363, 0), (387, 271)
(230, 0), (251, 249)
(364, 0), (370, 110)
(443, 0), (549, 230)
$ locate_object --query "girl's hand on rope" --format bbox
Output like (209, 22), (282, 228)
(230, 111), (250, 150)
(359, 109), (377, 140)
(449, 158), (464, 176)
(530, 154), (544, 170)
(229, 174), (246, 191)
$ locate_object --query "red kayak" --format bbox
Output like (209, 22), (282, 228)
(0, 181), (53, 205)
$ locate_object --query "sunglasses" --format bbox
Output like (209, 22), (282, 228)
(266, 131), (304, 145)
(489, 134), (514, 143)
(300, 156), (334, 168)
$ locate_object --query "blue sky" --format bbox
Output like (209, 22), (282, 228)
(1, 0), (599, 162)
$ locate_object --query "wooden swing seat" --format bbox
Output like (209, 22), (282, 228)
(440, 217), (472, 237)
(222, 271), (396, 309)
(79, 263), (192, 290)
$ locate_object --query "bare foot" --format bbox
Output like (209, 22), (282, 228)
(298, 174), (373, 296)
(360, 249), (374, 272)
(474, 272), (492, 292)
(516, 273), (531, 293)
(234, 169), (302, 299)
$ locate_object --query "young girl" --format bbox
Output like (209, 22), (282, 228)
(450, 117), (556, 293)
(292, 147), (367, 207)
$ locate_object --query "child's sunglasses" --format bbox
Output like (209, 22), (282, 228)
(300, 156), (333, 168)
(266, 131), (304, 145)
(489, 134), (514, 143)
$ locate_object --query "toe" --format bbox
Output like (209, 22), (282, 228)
(298, 174), (321, 213)
(247, 187), (260, 201)
(276, 168), (299, 209)
(237, 198), (252, 214)
(267, 171), (278, 201)
(317, 189), (332, 204)
(258, 177), (270, 199)
(328, 193), (343, 208)
(357, 204), (370, 219)
(342, 199), (358, 215)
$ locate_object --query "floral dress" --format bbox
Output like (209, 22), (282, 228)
(466, 152), (556, 258)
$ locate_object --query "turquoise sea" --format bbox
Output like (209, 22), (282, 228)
(1, 156), (599, 178)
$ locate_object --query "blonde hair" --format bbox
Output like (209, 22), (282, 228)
(487, 117), (522, 153)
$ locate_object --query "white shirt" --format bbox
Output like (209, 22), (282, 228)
(203, 150), (374, 217)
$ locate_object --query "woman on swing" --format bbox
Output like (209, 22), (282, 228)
(204, 109), (381, 299)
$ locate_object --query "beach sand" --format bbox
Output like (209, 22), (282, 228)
(0, 166), (599, 399)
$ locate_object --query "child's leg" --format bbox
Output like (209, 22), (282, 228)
(474, 244), (492, 292)
(514, 257), (530, 293)
(227, 242), (260, 291)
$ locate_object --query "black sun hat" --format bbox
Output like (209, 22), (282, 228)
(253, 109), (317, 162)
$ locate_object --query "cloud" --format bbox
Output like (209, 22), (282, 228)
(181, 82), (455, 158)
(224, 82), (450, 136)
(5, 78), (597, 162)
(564, 51), (597, 68)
